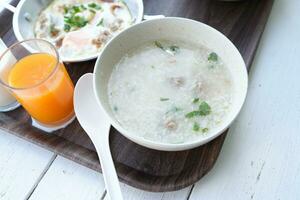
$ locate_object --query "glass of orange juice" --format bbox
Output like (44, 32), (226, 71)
(0, 39), (75, 130)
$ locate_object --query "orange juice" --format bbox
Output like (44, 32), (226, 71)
(8, 53), (74, 126)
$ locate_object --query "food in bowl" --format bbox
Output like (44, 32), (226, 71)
(107, 40), (233, 144)
(34, 0), (132, 60)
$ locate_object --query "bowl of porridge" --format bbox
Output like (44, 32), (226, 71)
(92, 17), (248, 151)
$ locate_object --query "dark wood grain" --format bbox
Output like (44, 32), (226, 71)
(0, 0), (18, 37)
(0, 0), (273, 192)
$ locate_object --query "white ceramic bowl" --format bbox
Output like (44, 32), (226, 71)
(93, 17), (248, 151)
(9, 0), (144, 62)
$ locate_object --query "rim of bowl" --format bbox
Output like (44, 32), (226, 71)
(12, 0), (144, 63)
(93, 17), (248, 151)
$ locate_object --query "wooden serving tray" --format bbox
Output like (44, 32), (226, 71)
(0, 0), (273, 192)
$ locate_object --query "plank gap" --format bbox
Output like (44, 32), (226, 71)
(25, 154), (57, 200)
(100, 190), (107, 200)
(186, 184), (195, 200)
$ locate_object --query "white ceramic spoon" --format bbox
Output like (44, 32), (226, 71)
(74, 73), (123, 200)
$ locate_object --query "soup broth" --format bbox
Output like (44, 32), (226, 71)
(108, 41), (233, 144)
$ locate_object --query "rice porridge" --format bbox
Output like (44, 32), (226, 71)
(108, 40), (233, 144)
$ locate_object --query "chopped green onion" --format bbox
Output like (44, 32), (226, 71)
(193, 122), (200, 132)
(88, 2), (102, 10)
(185, 101), (211, 118)
(208, 52), (218, 62)
(64, 4), (86, 15)
(64, 15), (88, 28)
(198, 101), (211, 116)
(72, 5), (81, 13)
(202, 128), (209, 133)
(63, 3), (91, 29)
(192, 98), (200, 103)
(64, 24), (71, 32)
(63, 6), (69, 14)
(89, 9), (96, 14)
(80, 4), (87, 10)
(160, 97), (169, 101)
(97, 18), (104, 26)
(185, 111), (201, 118)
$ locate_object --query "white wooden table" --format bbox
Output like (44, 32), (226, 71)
(1, 0), (299, 199)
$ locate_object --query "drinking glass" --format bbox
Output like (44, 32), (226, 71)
(0, 38), (20, 112)
(0, 39), (75, 129)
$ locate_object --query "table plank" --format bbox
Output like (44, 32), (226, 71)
(29, 156), (106, 200)
(119, 184), (192, 200)
(189, 0), (300, 199)
(0, 130), (54, 200)
(29, 156), (192, 200)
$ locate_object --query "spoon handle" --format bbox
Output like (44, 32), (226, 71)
(91, 123), (123, 200)
(74, 73), (123, 199)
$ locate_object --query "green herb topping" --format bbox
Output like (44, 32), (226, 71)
(193, 122), (200, 132)
(185, 101), (211, 118)
(71, 5), (81, 13)
(198, 101), (211, 116)
(64, 24), (71, 32)
(160, 97), (170, 101)
(88, 3), (102, 10)
(208, 52), (218, 62)
(192, 98), (200, 103)
(89, 9), (96, 14)
(64, 6), (69, 14)
(64, 3), (99, 30)
(80, 5), (87, 10)
(185, 111), (201, 118)
(202, 128), (209, 133)
(97, 18), (104, 26)
(154, 41), (180, 55)
(64, 15), (88, 28)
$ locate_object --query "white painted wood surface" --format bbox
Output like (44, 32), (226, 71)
(0, 130), (54, 200)
(119, 184), (191, 200)
(29, 156), (106, 200)
(1, 0), (300, 199)
(28, 156), (192, 200)
(0, 0), (13, 13)
(190, 0), (300, 199)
